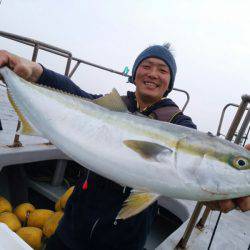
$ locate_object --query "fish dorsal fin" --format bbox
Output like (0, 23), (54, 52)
(7, 89), (41, 136)
(93, 88), (128, 112)
(116, 189), (160, 220)
(123, 140), (172, 162)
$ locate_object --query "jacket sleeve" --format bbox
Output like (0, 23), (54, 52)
(172, 113), (197, 129)
(37, 66), (102, 100)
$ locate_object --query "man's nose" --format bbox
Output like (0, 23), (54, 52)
(148, 67), (158, 78)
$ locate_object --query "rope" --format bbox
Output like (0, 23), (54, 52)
(207, 212), (222, 250)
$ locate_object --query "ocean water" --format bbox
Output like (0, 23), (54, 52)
(0, 85), (48, 145)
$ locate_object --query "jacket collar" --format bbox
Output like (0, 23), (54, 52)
(126, 91), (179, 116)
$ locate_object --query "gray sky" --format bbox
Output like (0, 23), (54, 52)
(0, 0), (249, 140)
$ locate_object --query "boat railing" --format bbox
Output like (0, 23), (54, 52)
(0, 30), (191, 109)
(217, 102), (250, 145)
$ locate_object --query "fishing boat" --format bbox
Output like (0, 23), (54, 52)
(0, 31), (249, 250)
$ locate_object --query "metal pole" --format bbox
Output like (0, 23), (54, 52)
(65, 55), (72, 76)
(216, 103), (238, 136)
(242, 125), (250, 146)
(175, 202), (203, 249)
(171, 88), (190, 112)
(0, 30), (71, 56)
(11, 121), (22, 147)
(196, 206), (211, 229)
(69, 61), (81, 78)
(225, 95), (249, 141)
(32, 44), (39, 62)
(51, 160), (67, 186)
(234, 106), (250, 145)
(71, 56), (130, 77)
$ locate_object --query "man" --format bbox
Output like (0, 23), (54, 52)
(0, 45), (249, 250)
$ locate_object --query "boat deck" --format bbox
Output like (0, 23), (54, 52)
(157, 208), (250, 250)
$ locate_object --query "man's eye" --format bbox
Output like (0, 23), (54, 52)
(142, 65), (150, 69)
(160, 69), (169, 74)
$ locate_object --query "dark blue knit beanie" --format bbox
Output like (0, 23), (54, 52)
(129, 45), (177, 96)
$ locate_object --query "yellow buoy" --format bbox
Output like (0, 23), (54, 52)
(16, 227), (43, 250)
(43, 211), (64, 238)
(14, 203), (35, 223)
(55, 199), (61, 211)
(0, 212), (21, 231)
(60, 186), (74, 210)
(0, 196), (12, 214)
(27, 209), (54, 229)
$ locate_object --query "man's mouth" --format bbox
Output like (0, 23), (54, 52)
(144, 81), (159, 88)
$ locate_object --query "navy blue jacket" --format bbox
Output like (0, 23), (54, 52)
(38, 67), (196, 250)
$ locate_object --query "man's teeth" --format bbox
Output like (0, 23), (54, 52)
(145, 82), (157, 87)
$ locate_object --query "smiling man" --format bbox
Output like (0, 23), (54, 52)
(135, 57), (171, 107)
(131, 45), (176, 110)
(0, 45), (249, 250)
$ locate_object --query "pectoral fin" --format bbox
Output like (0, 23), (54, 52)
(116, 190), (160, 220)
(123, 140), (172, 162)
(93, 88), (128, 112)
(7, 89), (41, 136)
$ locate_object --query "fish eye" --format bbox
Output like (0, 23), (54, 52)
(232, 157), (249, 170)
(238, 159), (246, 166)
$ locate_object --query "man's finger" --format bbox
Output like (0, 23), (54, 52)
(235, 196), (250, 212)
(0, 50), (10, 67)
(218, 199), (236, 213)
(203, 201), (220, 211)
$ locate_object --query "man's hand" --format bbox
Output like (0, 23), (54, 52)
(204, 197), (250, 213)
(204, 144), (250, 213)
(0, 50), (43, 82)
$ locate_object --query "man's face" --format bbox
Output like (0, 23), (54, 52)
(134, 57), (171, 103)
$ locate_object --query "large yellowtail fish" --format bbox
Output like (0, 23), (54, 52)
(0, 66), (249, 219)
